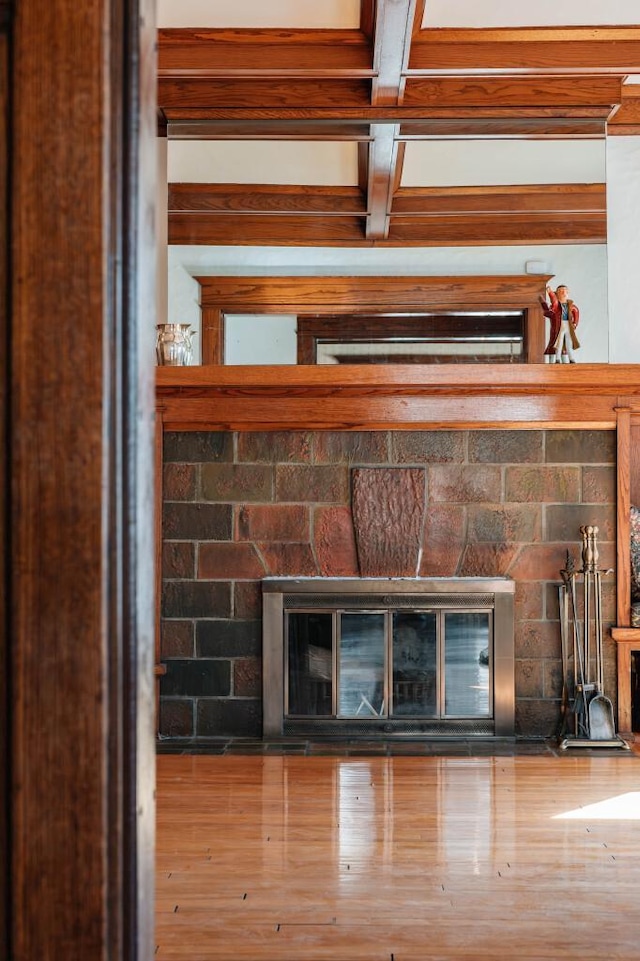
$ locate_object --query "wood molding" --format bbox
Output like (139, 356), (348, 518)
(168, 183), (367, 214)
(611, 628), (640, 733)
(196, 273), (551, 313)
(156, 364), (640, 431)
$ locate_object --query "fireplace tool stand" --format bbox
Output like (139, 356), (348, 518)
(558, 526), (629, 751)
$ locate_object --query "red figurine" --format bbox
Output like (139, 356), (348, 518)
(539, 284), (580, 364)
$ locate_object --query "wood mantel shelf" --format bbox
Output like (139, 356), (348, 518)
(156, 363), (640, 431)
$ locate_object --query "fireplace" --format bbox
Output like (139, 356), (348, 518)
(262, 577), (515, 738)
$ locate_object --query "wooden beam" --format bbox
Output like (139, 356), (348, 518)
(608, 84), (640, 135)
(403, 75), (623, 109)
(391, 184), (606, 215)
(410, 27), (640, 74)
(158, 28), (374, 76)
(168, 183), (367, 215)
(159, 78), (372, 110)
(168, 186), (606, 246)
(162, 105), (613, 123)
(166, 120), (373, 140)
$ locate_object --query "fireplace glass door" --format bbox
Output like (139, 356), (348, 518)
(286, 608), (491, 721)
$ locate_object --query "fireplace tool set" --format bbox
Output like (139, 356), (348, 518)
(558, 526), (628, 750)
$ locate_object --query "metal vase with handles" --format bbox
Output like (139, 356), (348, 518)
(156, 323), (196, 366)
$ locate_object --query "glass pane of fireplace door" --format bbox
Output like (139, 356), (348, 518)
(287, 612), (333, 716)
(391, 611), (437, 716)
(338, 612), (386, 718)
(443, 612), (491, 717)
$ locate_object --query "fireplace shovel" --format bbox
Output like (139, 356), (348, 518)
(586, 566), (616, 740)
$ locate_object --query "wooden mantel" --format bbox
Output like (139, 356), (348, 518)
(156, 363), (640, 431)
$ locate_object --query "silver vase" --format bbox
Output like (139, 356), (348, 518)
(156, 323), (195, 366)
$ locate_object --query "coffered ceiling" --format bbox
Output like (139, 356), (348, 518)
(158, 0), (640, 247)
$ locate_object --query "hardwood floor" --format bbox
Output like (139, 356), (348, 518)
(156, 751), (640, 960)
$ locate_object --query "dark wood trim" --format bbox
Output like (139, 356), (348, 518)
(391, 184), (606, 215)
(617, 408), (632, 627)
(8, 1), (156, 958)
(155, 409), (165, 732)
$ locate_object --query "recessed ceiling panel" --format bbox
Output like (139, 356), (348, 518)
(158, 0), (361, 28)
(168, 141), (359, 186)
(401, 140), (606, 187)
(423, 0), (640, 27)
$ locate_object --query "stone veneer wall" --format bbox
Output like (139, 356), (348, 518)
(160, 429), (616, 742)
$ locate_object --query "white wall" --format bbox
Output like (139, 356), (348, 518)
(423, 0), (640, 27)
(168, 244), (608, 365)
(607, 137), (640, 363)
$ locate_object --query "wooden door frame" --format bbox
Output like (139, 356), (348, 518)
(3, 1), (156, 958)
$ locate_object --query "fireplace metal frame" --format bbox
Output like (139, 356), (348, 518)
(262, 577), (515, 739)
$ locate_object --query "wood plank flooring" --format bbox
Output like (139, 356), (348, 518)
(156, 752), (640, 960)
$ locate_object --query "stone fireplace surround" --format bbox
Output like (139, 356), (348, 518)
(159, 428), (617, 743)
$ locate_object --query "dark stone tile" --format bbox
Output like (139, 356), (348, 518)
(159, 698), (194, 738)
(237, 504), (309, 541)
(545, 430), (615, 464)
(582, 466), (616, 504)
(468, 430), (544, 464)
(198, 542), (266, 579)
(164, 463), (196, 501)
(429, 465), (501, 503)
(391, 431), (465, 464)
(259, 542), (318, 576)
(544, 658), (564, 699)
(458, 543), (519, 577)
(313, 431), (389, 464)
(505, 466), (580, 504)
(161, 659), (231, 697)
(164, 431), (233, 463)
(162, 581), (231, 619)
(197, 619), (261, 657)
(234, 581), (262, 619)
(515, 620), (561, 660)
(162, 542), (195, 580)
(197, 698), (262, 738)
(161, 620), (194, 658)
(515, 659), (544, 698)
(515, 582), (544, 621)
(515, 699), (561, 738)
(419, 505), (465, 577)
(467, 505), (540, 543)
(314, 506), (359, 577)
(200, 464), (273, 503)
(234, 658), (262, 697)
(352, 468), (426, 577)
(545, 504), (615, 543)
(163, 502), (232, 541)
(275, 465), (349, 504)
(237, 431), (313, 464)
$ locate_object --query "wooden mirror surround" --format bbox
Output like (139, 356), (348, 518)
(196, 274), (550, 366)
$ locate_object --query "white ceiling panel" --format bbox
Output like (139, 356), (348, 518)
(401, 140), (606, 187)
(158, 0), (361, 29)
(423, 0), (640, 28)
(168, 141), (360, 186)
